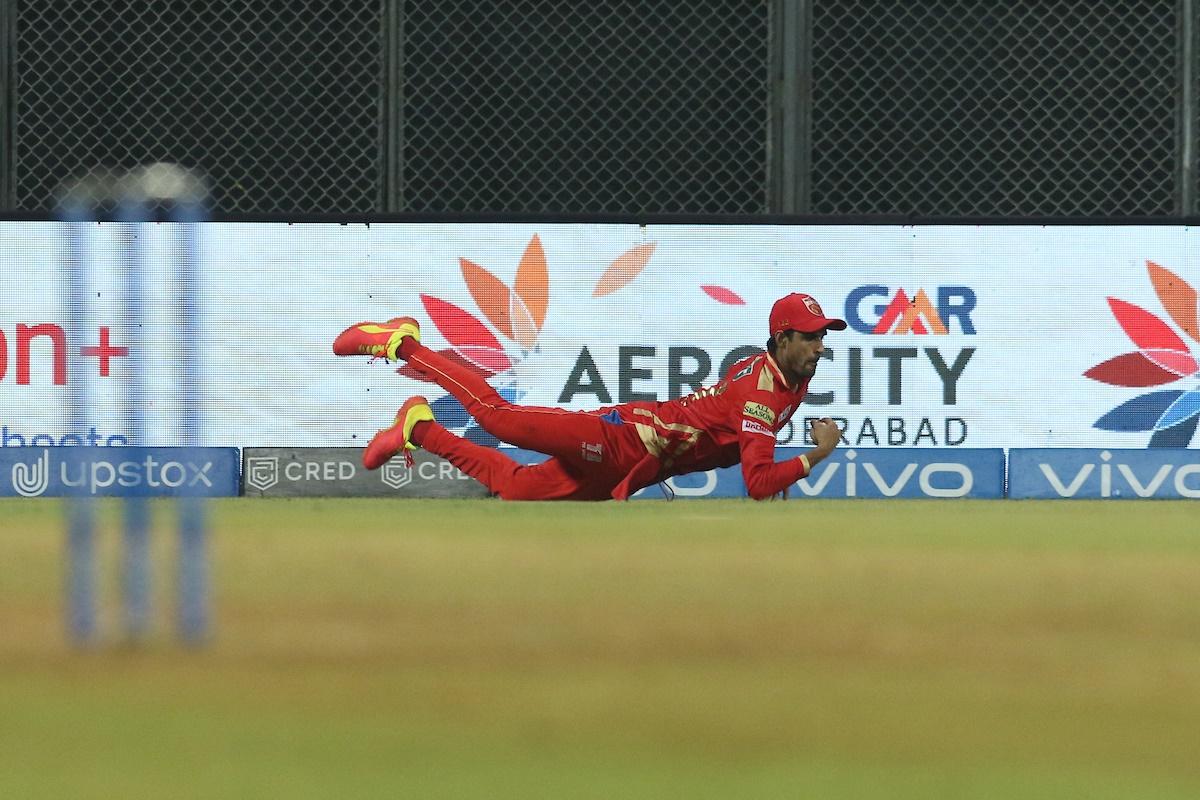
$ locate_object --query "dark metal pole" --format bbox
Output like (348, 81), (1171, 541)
(1180, 0), (1196, 215)
(379, 0), (404, 212)
(768, 0), (812, 214)
(0, 0), (17, 209)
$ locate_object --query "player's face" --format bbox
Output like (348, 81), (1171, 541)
(777, 329), (826, 384)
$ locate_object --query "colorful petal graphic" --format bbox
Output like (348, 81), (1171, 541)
(454, 345), (513, 373)
(1085, 352), (1185, 387)
(396, 364), (436, 383)
(430, 394), (470, 428)
(1107, 298), (1191, 353)
(509, 293), (539, 350)
(592, 243), (657, 298)
(1094, 390), (1183, 432)
(1147, 261), (1200, 342)
(515, 235), (548, 332)
(396, 348), (496, 383)
(420, 294), (507, 355)
(701, 285), (745, 305)
(459, 257), (514, 338)
(1142, 348), (1198, 377)
(1154, 389), (1200, 430)
(464, 425), (501, 447)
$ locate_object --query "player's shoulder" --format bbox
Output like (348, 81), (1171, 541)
(725, 352), (791, 398)
(724, 351), (768, 383)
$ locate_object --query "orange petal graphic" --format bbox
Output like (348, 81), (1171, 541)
(515, 235), (548, 331)
(592, 243), (657, 298)
(459, 257), (513, 339)
(509, 293), (539, 350)
(1147, 261), (1200, 342)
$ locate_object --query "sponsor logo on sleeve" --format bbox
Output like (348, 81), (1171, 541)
(741, 419), (773, 437)
(743, 402), (777, 427)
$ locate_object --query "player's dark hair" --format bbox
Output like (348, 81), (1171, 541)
(766, 329), (798, 354)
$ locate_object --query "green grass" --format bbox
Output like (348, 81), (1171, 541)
(3, 498), (1200, 799)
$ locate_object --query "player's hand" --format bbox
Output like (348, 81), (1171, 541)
(808, 417), (840, 455)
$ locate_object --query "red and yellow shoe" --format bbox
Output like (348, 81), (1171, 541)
(332, 316), (420, 360)
(363, 396), (435, 470)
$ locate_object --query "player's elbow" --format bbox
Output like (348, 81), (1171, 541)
(745, 483), (776, 501)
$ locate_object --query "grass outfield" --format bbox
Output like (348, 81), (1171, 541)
(3, 498), (1200, 799)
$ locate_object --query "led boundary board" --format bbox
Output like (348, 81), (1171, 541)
(1, 223), (1198, 454)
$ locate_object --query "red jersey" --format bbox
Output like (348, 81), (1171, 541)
(617, 351), (816, 499)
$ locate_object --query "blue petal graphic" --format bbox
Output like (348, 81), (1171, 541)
(431, 394), (469, 428)
(463, 425), (501, 448)
(1154, 388), (1200, 430)
(497, 385), (525, 403)
(1094, 391), (1183, 432)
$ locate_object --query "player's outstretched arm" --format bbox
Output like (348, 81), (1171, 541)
(739, 415), (841, 500)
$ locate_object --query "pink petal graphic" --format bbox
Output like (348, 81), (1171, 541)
(700, 285), (745, 305)
(420, 294), (505, 354)
(396, 364), (437, 383)
(454, 345), (512, 373)
(397, 348), (496, 383)
(1107, 298), (1191, 353)
(1084, 352), (1182, 387)
(1142, 348), (1198, 377)
(592, 243), (657, 298)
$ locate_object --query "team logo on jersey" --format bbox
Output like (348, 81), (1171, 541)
(743, 402), (776, 427)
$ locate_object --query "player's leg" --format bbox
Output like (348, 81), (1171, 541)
(403, 342), (611, 458)
(363, 397), (597, 500)
(334, 316), (622, 464)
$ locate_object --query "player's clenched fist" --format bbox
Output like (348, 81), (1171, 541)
(809, 417), (840, 455)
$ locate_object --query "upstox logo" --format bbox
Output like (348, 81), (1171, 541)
(12, 451), (50, 496)
(1, 447), (239, 498)
(845, 286), (977, 334)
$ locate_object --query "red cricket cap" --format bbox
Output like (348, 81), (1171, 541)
(769, 293), (847, 335)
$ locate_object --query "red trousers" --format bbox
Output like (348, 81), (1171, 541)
(405, 343), (656, 500)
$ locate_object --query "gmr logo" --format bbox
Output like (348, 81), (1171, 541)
(846, 286), (977, 334)
(12, 451), (50, 497)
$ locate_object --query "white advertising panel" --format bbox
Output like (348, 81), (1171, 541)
(1, 222), (1198, 450)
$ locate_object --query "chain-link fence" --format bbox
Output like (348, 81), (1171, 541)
(13, 0), (381, 214)
(393, 1), (768, 213)
(2, 0), (1196, 216)
(809, 0), (1181, 216)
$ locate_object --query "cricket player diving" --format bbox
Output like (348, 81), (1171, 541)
(333, 292), (844, 500)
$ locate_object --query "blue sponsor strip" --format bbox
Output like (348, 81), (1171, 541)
(782, 448), (1006, 499)
(504, 447), (1004, 499)
(0, 447), (240, 498)
(503, 448), (746, 499)
(1010, 448), (1200, 499)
